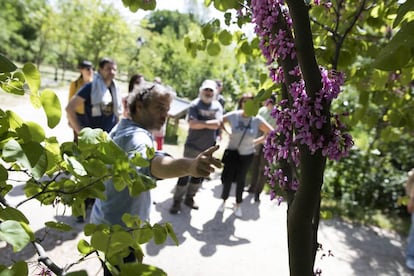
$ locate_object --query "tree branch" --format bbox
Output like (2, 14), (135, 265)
(33, 242), (64, 275)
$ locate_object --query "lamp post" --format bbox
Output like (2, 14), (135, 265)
(134, 36), (145, 64)
(129, 36), (145, 75)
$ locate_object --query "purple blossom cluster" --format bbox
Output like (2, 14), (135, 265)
(251, 0), (353, 199)
(251, 0), (294, 64)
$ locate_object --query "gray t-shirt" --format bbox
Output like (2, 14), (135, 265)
(185, 98), (223, 151)
(90, 118), (162, 226)
(225, 110), (265, 155)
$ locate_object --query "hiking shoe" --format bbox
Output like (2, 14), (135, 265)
(184, 197), (199, 210)
(234, 206), (242, 218)
(217, 202), (225, 213)
(169, 200), (181, 214)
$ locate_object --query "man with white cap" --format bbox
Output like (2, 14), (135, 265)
(169, 79), (223, 214)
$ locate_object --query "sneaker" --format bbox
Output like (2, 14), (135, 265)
(407, 258), (414, 270)
(217, 202), (225, 212)
(234, 206), (242, 218)
(184, 197), (199, 210)
(169, 200), (181, 214)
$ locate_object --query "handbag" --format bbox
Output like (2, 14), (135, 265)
(221, 117), (252, 164)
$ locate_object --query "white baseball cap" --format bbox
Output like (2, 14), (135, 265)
(199, 79), (217, 94)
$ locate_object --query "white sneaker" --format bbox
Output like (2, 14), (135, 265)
(234, 206), (242, 218)
(218, 202), (225, 212)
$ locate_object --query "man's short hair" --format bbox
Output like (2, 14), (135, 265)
(98, 57), (115, 69)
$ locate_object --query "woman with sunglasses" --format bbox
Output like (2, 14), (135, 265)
(68, 60), (94, 142)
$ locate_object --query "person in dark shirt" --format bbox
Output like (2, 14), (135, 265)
(169, 79), (223, 214)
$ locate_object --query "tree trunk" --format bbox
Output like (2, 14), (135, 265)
(284, 1), (327, 275)
(288, 147), (325, 275)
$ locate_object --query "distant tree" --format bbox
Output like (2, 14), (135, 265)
(144, 10), (199, 38)
(0, 0), (48, 62)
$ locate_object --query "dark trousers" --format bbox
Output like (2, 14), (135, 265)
(221, 153), (254, 203)
(249, 144), (268, 196)
(173, 145), (204, 201)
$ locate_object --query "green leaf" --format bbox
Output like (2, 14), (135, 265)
(165, 223), (178, 246)
(139, 0), (156, 10)
(201, 24), (214, 39)
(77, 239), (94, 255)
(0, 221), (31, 252)
(40, 89), (61, 128)
(122, 0), (156, 11)
(83, 223), (99, 236)
(152, 224), (167, 245)
(0, 207), (29, 224)
(2, 139), (30, 168)
(119, 262), (166, 276)
(133, 226), (153, 244)
(64, 155), (87, 177)
(21, 142), (47, 180)
(78, 128), (108, 146)
(45, 221), (72, 232)
(0, 164), (8, 181)
(0, 261), (28, 276)
(21, 141), (44, 167)
(373, 21), (414, 70)
(373, 44), (411, 70)
(320, 210), (333, 219)
(206, 41), (221, 56)
(236, 48), (247, 64)
(6, 110), (24, 130)
(0, 71), (25, 95)
(15, 121), (45, 144)
(83, 158), (108, 177)
(218, 30), (233, 46)
(23, 180), (42, 198)
(213, 0), (240, 11)
(394, 0), (414, 27)
(243, 99), (259, 117)
(22, 63), (40, 96)
(0, 54), (17, 73)
(44, 137), (62, 174)
(130, 152), (150, 167)
(90, 231), (110, 252)
(0, 109), (9, 136)
(240, 41), (252, 55)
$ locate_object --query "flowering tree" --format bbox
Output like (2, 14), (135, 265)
(173, 0), (411, 274)
(250, 1), (353, 274)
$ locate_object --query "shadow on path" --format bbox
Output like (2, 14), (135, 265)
(319, 218), (410, 275)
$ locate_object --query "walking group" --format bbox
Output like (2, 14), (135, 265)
(65, 57), (275, 275)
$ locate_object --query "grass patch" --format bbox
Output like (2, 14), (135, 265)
(321, 199), (410, 235)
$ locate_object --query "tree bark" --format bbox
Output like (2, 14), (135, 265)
(284, 1), (327, 275)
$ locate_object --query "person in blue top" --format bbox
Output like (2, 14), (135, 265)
(66, 57), (123, 135)
(89, 82), (222, 275)
(218, 93), (273, 218)
(169, 79), (223, 214)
